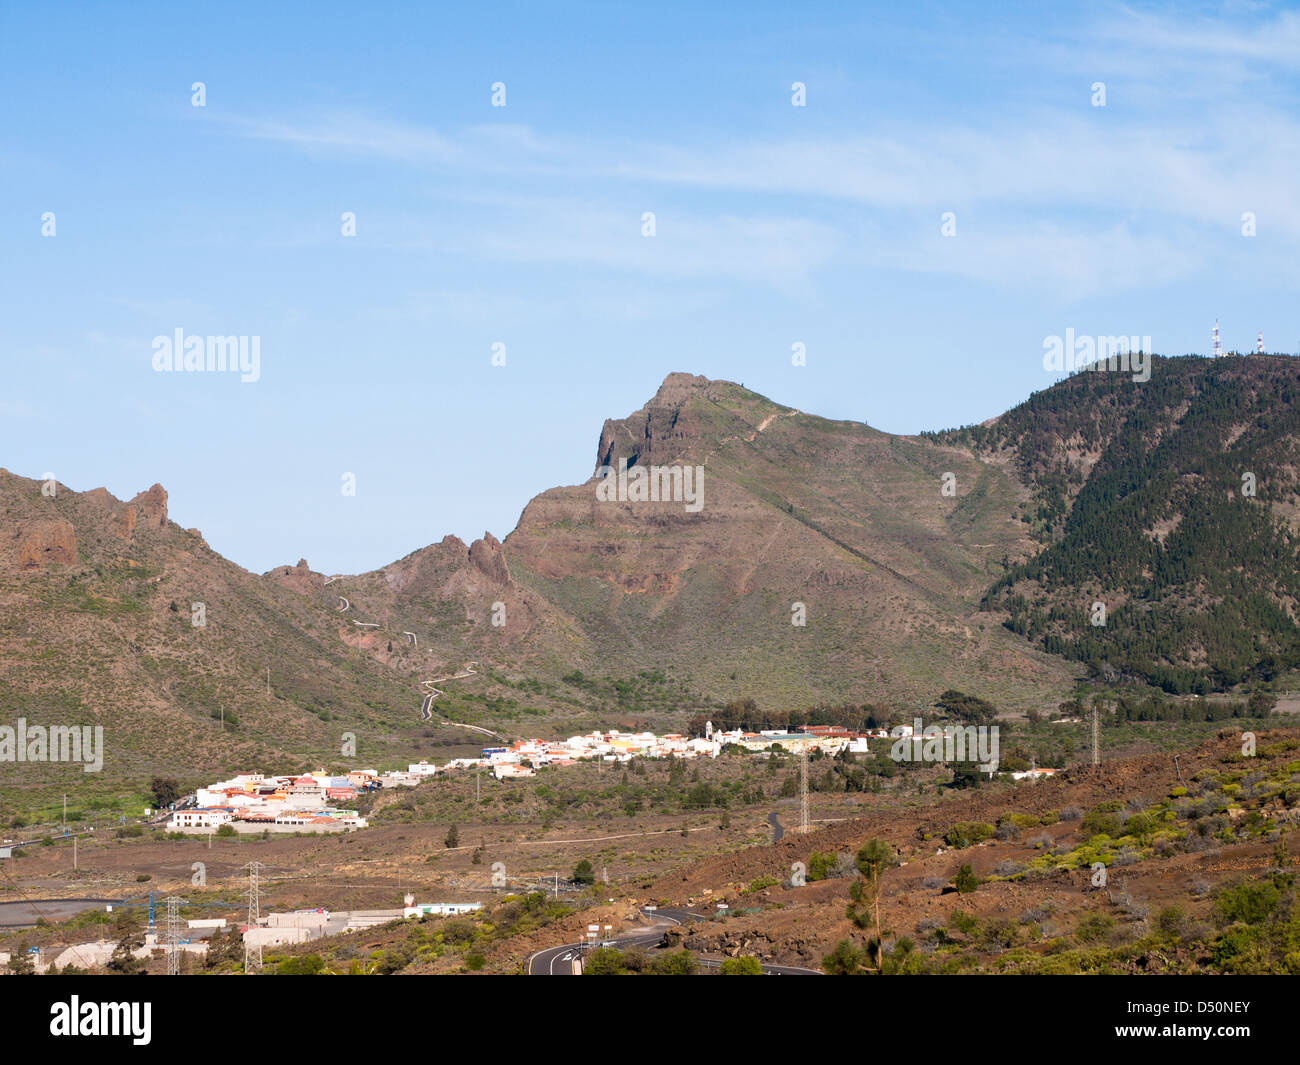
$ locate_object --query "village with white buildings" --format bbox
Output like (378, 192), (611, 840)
(3, 718), (1064, 974)
(168, 720), (1058, 834)
(167, 769), (376, 833)
(408, 722), (876, 782)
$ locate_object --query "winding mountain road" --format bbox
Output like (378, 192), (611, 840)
(525, 907), (821, 975)
(417, 663), (504, 738)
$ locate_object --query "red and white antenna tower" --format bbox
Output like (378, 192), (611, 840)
(1258, 331), (1264, 354)
(1213, 319), (1222, 358)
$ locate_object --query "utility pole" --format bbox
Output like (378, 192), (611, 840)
(1092, 704), (1100, 767)
(165, 896), (184, 975)
(63, 794), (66, 830)
(243, 861), (264, 974)
(799, 751), (810, 834)
(73, 835), (77, 870)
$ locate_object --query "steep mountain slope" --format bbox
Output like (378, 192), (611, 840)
(495, 373), (1074, 708)
(0, 471), (482, 806)
(45, 359), (1300, 805)
(929, 355), (1300, 693)
(293, 373), (1077, 713)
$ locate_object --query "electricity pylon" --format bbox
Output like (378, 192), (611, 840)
(243, 861), (264, 974)
(799, 751), (810, 833)
(165, 896), (185, 975)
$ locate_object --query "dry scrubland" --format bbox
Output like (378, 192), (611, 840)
(6, 725), (1300, 975)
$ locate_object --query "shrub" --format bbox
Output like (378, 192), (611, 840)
(822, 939), (869, 975)
(275, 954), (324, 976)
(653, 950), (697, 975)
(954, 864), (981, 893)
(1082, 809), (1124, 838)
(1214, 879), (1284, 926)
(945, 822), (995, 848)
(807, 851), (837, 881)
(1156, 906), (1185, 937)
(1074, 912), (1116, 944)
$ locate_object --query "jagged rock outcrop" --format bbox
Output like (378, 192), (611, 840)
(128, 484), (168, 529)
(595, 372), (711, 472)
(468, 532), (510, 584)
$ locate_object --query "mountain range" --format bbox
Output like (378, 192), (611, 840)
(5, 356), (1297, 796)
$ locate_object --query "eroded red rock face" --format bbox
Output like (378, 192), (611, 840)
(16, 520), (77, 569)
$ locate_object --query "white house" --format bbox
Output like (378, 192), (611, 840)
(403, 901), (483, 919)
(169, 808), (233, 829)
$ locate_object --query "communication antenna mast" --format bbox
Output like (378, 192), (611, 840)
(165, 896), (185, 975)
(1213, 319), (1222, 359)
(1258, 331), (1264, 354)
(243, 861), (264, 974)
(799, 750), (810, 834)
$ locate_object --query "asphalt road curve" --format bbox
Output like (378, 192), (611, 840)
(0, 898), (120, 928)
(526, 907), (821, 975)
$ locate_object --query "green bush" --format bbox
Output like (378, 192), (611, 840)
(275, 954), (324, 976)
(808, 851), (837, 881)
(1082, 809), (1124, 838)
(1214, 879), (1284, 926)
(1074, 913), (1115, 944)
(945, 822), (995, 848)
(719, 956), (764, 975)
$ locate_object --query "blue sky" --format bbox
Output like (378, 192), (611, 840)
(3, 1), (1299, 573)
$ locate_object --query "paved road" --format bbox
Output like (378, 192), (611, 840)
(526, 909), (680, 975)
(0, 898), (120, 928)
(768, 811), (784, 842)
(526, 907), (821, 975)
(418, 665), (504, 738)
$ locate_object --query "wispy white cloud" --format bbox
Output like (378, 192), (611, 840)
(211, 9), (1300, 302)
